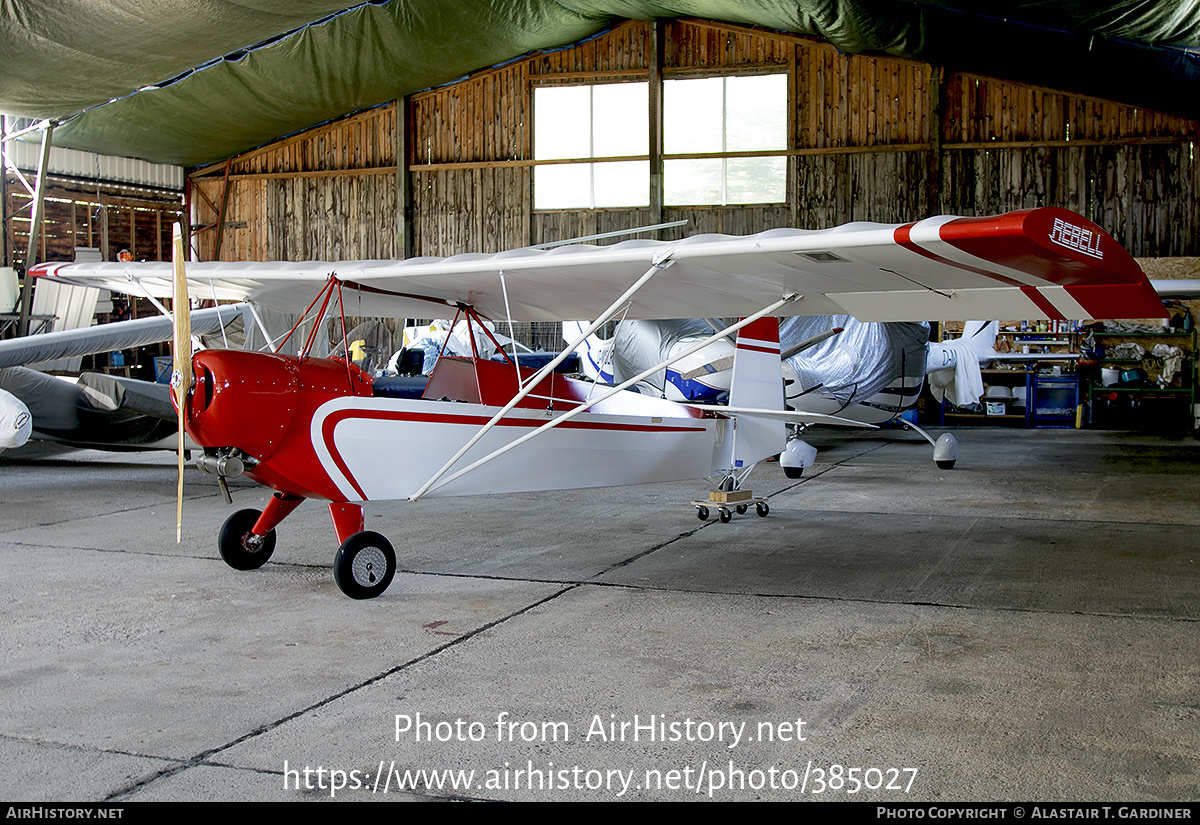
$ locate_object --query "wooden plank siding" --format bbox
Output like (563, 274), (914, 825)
(3, 175), (182, 269)
(187, 18), (1199, 268)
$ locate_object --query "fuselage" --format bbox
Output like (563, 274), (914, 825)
(184, 349), (722, 503)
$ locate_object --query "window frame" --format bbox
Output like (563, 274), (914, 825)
(531, 80), (650, 211)
(662, 71), (789, 207)
(530, 69), (790, 211)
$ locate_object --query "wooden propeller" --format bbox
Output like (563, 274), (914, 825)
(171, 224), (192, 543)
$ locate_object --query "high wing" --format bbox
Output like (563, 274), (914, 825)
(30, 208), (1166, 323)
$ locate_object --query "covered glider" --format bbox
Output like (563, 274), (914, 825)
(30, 208), (1168, 600)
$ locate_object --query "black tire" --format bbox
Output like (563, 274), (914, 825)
(736, 504), (748, 515)
(719, 509), (733, 523)
(756, 501), (769, 517)
(218, 508), (276, 570)
(936, 459), (956, 469)
(783, 466), (803, 479)
(333, 531), (396, 600)
(696, 506), (710, 520)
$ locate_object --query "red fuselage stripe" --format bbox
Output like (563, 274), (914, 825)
(319, 407), (710, 501)
(736, 342), (779, 354)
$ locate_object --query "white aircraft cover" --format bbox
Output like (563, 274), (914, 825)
(30, 208), (1167, 324)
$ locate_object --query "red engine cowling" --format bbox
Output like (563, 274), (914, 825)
(185, 350), (373, 500)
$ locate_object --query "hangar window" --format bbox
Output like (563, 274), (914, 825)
(533, 83), (650, 209)
(532, 73), (787, 209)
(664, 73), (788, 206)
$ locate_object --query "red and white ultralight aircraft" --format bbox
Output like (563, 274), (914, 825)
(31, 207), (1167, 599)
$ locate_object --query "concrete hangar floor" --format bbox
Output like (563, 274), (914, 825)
(0, 426), (1196, 802)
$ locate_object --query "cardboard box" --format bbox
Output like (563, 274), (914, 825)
(709, 490), (752, 503)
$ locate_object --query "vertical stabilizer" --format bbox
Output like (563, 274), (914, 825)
(721, 318), (786, 471)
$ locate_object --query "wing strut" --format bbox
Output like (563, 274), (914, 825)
(408, 253), (677, 500)
(413, 292), (800, 501)
(246, 304), (279, 353)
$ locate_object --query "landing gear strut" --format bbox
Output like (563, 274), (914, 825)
(215, 495), (397, 600)
(900, 420), (959, 469)
(328, 502), (396, 599)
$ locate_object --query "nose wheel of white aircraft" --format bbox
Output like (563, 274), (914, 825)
(218, 508), (277, 570)
(333, 531), (396, 600)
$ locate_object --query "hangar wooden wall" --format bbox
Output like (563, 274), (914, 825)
(189, 18), (1200, 264)
(2, 176), (182, 271)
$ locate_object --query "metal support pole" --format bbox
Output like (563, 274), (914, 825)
(18, 121), (53, 336)
(1, 117), (7, 270)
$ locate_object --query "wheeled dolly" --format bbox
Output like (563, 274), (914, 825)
(691, 489), (769, 523)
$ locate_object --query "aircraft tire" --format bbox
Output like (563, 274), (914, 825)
(783, 466), (803, 479)
(218, 508), (277, 570)
(936, 460), (956, 469)
(334, 531), (396, 600)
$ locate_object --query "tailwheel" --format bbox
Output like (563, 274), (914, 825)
(218, 508), (276, 570)
(333, 531), (396, 600)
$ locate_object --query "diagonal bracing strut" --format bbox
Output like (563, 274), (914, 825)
(412, 292), (801, 500)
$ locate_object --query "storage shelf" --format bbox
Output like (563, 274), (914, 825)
(1083, 325), (1196, 431)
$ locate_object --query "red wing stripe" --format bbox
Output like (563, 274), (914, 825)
(1020, 286), (1066, 321)
(894, 223), (1029, 288)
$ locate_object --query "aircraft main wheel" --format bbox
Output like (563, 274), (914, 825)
(783, 466), (803, 479)
(756, 501), (769, 517)
(334, 531), (396, 600)
(697, 506), (709, 521)
(936, 459), (956, 469)
(218, 508), (276, 571)
(719, 509), (732, 523)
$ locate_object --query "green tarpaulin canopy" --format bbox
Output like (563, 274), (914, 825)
(1, 1), (1198, 167)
